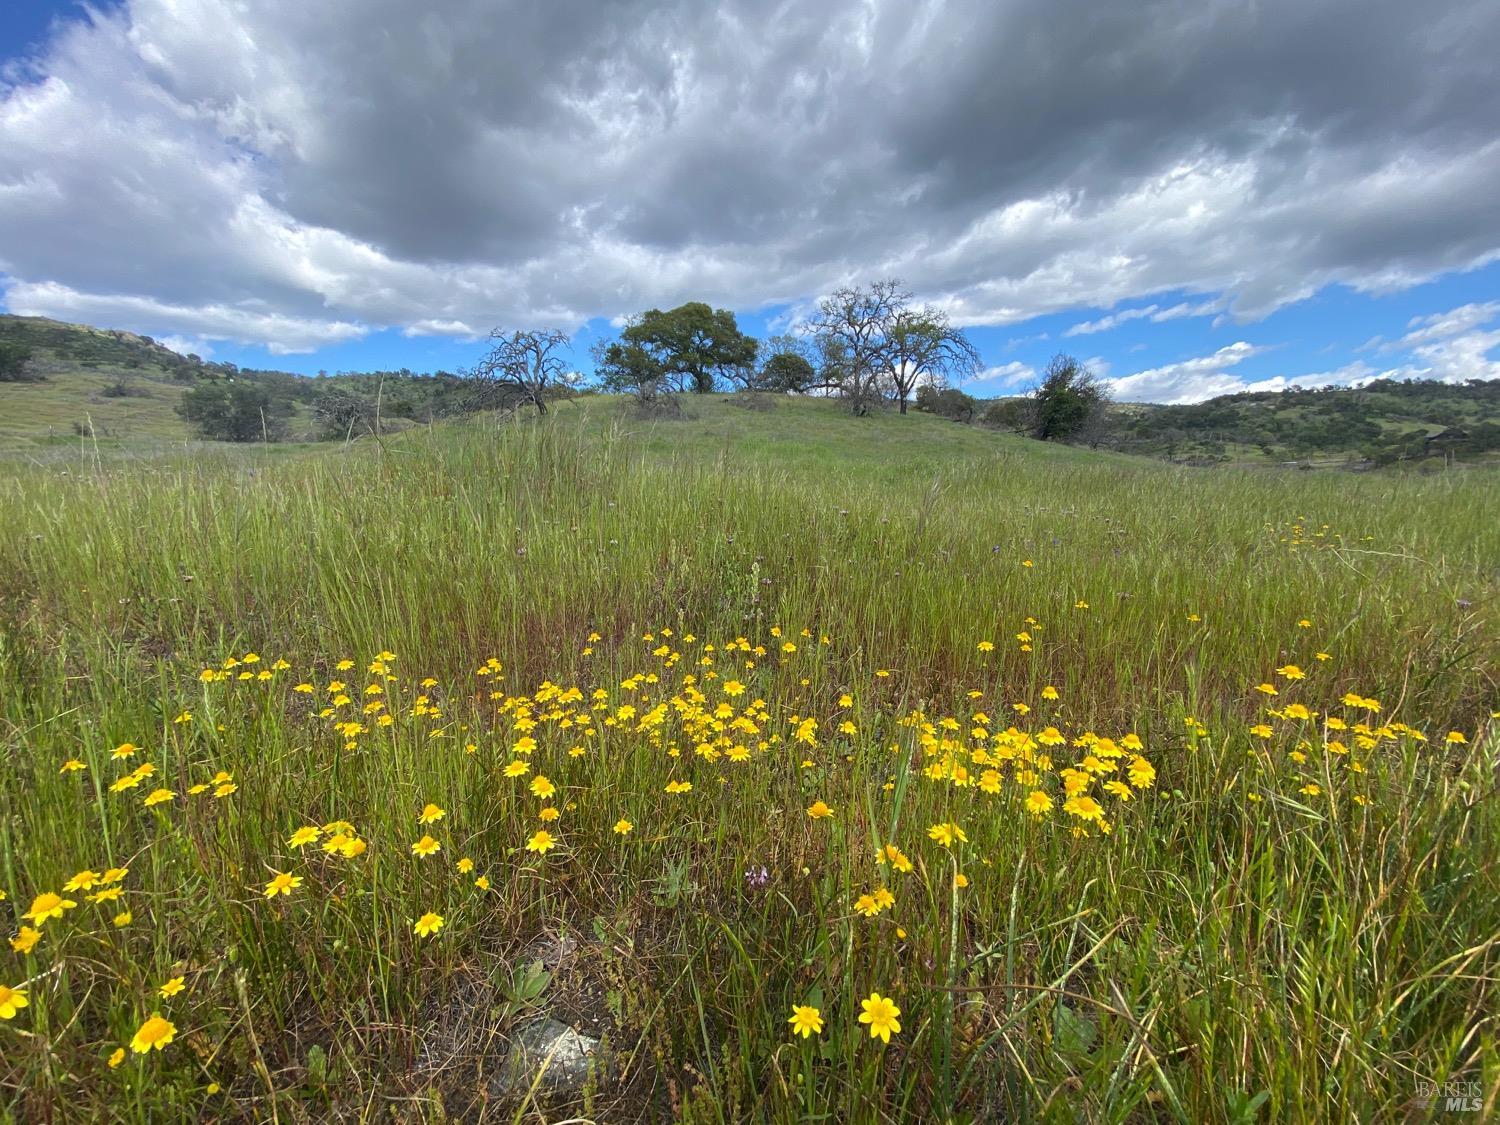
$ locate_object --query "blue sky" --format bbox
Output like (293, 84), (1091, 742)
(3, 0), (1497, 402)
(2, 0), (77, 56)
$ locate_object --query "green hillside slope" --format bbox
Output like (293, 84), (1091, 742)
(0, 315), (202, 450)
(1113, 378), (1500, 465)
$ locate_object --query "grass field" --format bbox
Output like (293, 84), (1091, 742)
(0, 368), (197, 454)
(1, 397), (1496, 1121)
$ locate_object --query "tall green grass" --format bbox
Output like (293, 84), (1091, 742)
(0, 398), (1495, 1121)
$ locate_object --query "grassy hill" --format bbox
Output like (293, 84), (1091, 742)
(1111, 378), (1500, 466)
(0, 313), (208, 375)
(8, 312), (1500, 471)
(1, 394), (1496, 1119)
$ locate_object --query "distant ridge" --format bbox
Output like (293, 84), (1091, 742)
(0, 313), (208, 379)
(1107, 378), (1500, 465)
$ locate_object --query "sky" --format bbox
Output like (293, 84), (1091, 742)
(1, 0), (1498, 404)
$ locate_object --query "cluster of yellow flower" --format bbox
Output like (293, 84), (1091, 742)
(894, 706), (1156, 836)
(5, 616), (1484, 1071)
(788, 992), (901, 1043)
(198, 651), (291, 682)
(1243, 659), (1474, 804)
(1269, 519), (1376, 551)
(4, 868), (169, 1060)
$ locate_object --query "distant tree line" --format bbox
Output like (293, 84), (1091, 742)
(912, 355), (1112, 446)
(573, 284), (1118, 444)
(25, 289), (1475, 462)
(174, 368), (473, 442)
(170, 282), (1119, 446)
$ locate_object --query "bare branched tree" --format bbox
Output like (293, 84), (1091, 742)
(802, 281), (980, 415)
(805, 279), (911, 415)
(465, 328), (571, 415)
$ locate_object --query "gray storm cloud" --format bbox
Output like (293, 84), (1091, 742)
(1, 0), (1497, 362)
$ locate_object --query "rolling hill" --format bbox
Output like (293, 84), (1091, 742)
(5, 312), (1499, 467)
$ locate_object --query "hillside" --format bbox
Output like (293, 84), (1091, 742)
(0, 315), (207, 450)
(7, 312), (1500, 469)
(0, 313), (210, 376)
(1111, 378), (1500, 466)
(0, 315), (467, 455)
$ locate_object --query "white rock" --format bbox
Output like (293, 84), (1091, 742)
(492, 1017), (602, 1097)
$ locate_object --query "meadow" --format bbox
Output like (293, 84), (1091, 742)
(0, 396), (1496, 1121)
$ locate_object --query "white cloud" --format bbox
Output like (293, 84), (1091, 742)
(1065, 305), (1160, 336)
(0, 0), (1497, 354)
(1065, 298), (1222, 336)
(1408, 329), (1500, 383)
(1108, 341), (1267, 403)
(156, 334), (213, 359)
(1314, 302), (1500, 386)
(971, 360), (1036, 389)
(403, 319), (484, 340)
(1378, 302), (1500, 383)
(1104, 300), (1500, 404)
(1391, 301), (1500, 349)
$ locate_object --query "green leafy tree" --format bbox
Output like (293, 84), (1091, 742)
(620, 302), (757, 394)
(176, 381), (291, 442)
(885, 309), (980, 414)
(759, 351), (816, 393)
(980, 397), (1030, 433)
(755, 334), (817, 393)
(592, 338), (671, 409)
(915, 384), (978, 422)
(0, 341), (36, 382)
(1030, 354), (1110, 442)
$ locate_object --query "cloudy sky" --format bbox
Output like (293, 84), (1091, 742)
(2, 0), (1498, 403)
